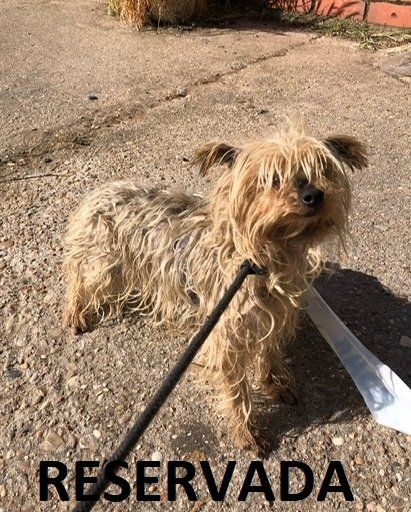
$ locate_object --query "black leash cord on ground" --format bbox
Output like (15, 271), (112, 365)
(72, 260), (265, 512)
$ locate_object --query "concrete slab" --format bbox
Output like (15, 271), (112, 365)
(381, 50), (411, 76)
(0, 2), (410, 511)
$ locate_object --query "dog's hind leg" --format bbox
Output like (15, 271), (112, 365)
(63, 254), (125, 335)
(62, 259), (109, 334)
(63, 269), (93, 335)
(62, 189), (136, 333)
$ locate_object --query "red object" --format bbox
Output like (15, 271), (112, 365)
(315, 0), (365, 19)
(270, 0), (411, 28)
(367, 2), (411, 27)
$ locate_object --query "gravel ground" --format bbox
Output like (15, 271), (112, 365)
(1, 1), (410, 511)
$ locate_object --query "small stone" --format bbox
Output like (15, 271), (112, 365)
(67, 433), (78, 449)
(332, 436), (344, 446)
(355, 456), (364, 465)
(79, 437), (92, 450)
(0, 261), (6, 271)
(43, 157), (53, 163)
(51, 327), (63, 339)
(0, 484), (5, 498)
(6, 368), (22, 379)
(43, 292), (54, 304)
(67, 375), (80, 388)
(175, 87), (187, 98)
(40, 399), (51, 411)
(44, 430), (64, 452)
(14, 460), (30, 473)
(119, 411), (132, 425)
(31, 388), (45, 405)
(399, 335), (411, 348)
(192, 500), (207, 512)
(29, 372), (38, 384)
(92, 429), (101, 439)
(151, 451), (162, 462)
(5, 449), (15, 460)
(5, 315), (15, 331)
(184, 450), (207, 463)
(0, 240), (13, 250)
(148, 485), (156, 493)
(88, 94), (99, 101)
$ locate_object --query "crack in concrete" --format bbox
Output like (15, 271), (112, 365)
(0, 36), (318, 174)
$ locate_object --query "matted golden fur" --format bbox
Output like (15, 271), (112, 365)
(63, 125), (367, 452)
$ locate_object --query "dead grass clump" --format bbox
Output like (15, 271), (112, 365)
(108, 0), (207, 28)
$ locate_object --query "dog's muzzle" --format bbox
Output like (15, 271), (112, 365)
(300, 186), (324, 209)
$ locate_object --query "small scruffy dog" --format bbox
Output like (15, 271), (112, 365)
(63, 125), (367, 451)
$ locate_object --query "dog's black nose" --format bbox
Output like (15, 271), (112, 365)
(301, 187), (324, 208)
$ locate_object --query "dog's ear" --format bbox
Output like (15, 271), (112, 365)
(191, 143), (238, 176)
(324, 135), (368, 171)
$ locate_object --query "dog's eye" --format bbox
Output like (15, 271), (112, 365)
(272, 177), (280, 189)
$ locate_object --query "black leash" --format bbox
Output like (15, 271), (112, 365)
(72, 260), (265, 512)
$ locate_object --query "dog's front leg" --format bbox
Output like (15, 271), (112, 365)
(219, 351), (257, 451)
(257, 343), (297, 405)
(204, 325), (259, 453)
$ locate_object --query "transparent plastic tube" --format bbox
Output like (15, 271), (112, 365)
(305, 287), (411, 435)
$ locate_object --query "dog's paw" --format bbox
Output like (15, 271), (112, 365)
(65, 321), (90, 336)
(232, 426), (269, 457)
(70, 325), (85, 336)
(232, 426), (257, 451)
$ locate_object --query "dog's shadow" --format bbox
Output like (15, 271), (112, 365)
(256, 266), (411, 454)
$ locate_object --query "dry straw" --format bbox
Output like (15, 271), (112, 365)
(108, 0), (207, 28)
